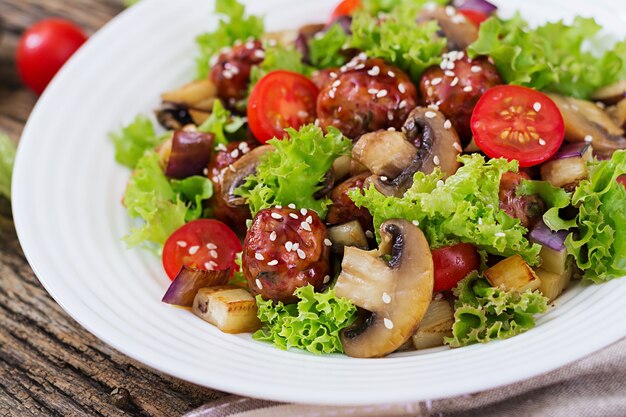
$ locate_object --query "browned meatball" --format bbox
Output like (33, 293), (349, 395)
(311, 68), (338, 90)
(499, 172), (545, 229)
(419, 52), (503, 144)
(242, 207), (331, 303)
(317, 57), (419, 140)
(210, 39), (265, 108)
(326, 173), (373, 231)
(207, 140), (257, 236)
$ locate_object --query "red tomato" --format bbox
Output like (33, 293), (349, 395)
(247, 70), (319, 143)
(471, 85), (565, 167)
(618, 175), (626, 187)
(432, 243), (481, 292)
(330, 0), (361, 21)
(162, 219), (242, 280)
(16, 19), (88, 95)
(459, 9), (490, 26)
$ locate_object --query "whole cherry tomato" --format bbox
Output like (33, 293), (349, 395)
(432, 243), (481, 292)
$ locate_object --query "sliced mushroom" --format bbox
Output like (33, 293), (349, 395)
(371, 108), (462, 197)
(547, 93), (626, 158)
(327, 220), (369, 255)
(155, 102), (195, 130)
(608, 97), (626, 130)
(161, 79), (217, 107)
(419, 6), (478, 50)
(220, 145), (274, 207)
(334, 219), (434, 358)
(352, 130), (418, 178)
(591, 80), (626, 105)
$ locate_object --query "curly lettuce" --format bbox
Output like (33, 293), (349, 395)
(123, 152), (213, 248)
(309, 23), (350, 69)
(198, 100), (246, 147)
(350, 0), (447, 80)
(445, 273), (548, 348)
(254, 285), (357, 354)
(110, 115), (167, 169)
(0, 134), (16, 200)
(468, 15), (625, 99)
(566, 151), (626, 283)
(195, 0), (264, 79)
(517, 180), (573, 231)
(248, 43), (312, 93)
(235, 124), (352, 218)
(351, 154), (541, 264)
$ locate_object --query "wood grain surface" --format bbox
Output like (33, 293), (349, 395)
(0, 1), (226, 415)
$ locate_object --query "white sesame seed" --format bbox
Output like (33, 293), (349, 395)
(292, 243), (299, 250)
(254, 49), (265, 59)
(228, 164), (236, 172)
(398, 83), (406, 94)
(189, 245), (199, 255)
(329, 72), (338, 79)
(324, 239), (332, 247)
(223, 70), (233, 79)
(368, 66), (380, 76)
(445, 5), (455, 16)
(297, 249), (306, 259)
(176, 241), (187, 248)
(495, 232), (506, 237)
(301, 221), (312, 232)
(382, 292), (391, 304)
(368, 88), (379, 95)
(384, 318), (394, 329)
(446, 61), (456, 70)
(380, 176), (388, 181)
(428, 103), (440, 111)
(230, 149), (240, 158)
(434, 292), (443, 301)
(425, 111), (437, 119)
(204, 262), (214, 270)
(584, 135), (593, 143)
(451, 77), (459, 87)
(306, 215), (313, 224)
(387, 111), (394, 121)
(285, 241), (293, 252)
(206, 243), (217, 250)
(269, 231), (277, 241)
(216, 143), (228, 152)
(275, 205), (282, 209)
(445, 70), (455, 77)
(297, 110), (309, 119)
(268, 39), (277, 47)
(412, 220), (420, 226)
(203, 168), (209, 176)
(210, 250), (219, 258)
(267, 260), (278, 266)
(289, 213), (299, 219)
(443, 120), (452, 130)
(355, 63), (366, 70)
(329, 89), (336, 99)
(388, 70), (396, 78)
(332, 80), (341, 89)
(471, 65), (482, 73)
(271, 212), (282, 220)
(431, 77), (442, 86)
(255, 253), (264, 261)
(463, 85), (473, 92)
(436, 180), (445, 187)
(365, 230), (374, 238)
(256, 279), (263, 289)
(300, 208), (308, 216)
(433, 155), (440, 166)
(387, 127), (396, 132)
(399, 100), (407, 109)
(288, 203), (296, 209)
(376, 89), (388, 98)
(539, 138), (546, 146)
(238, 142), (249, 151)
(453, 142), (463, 152)
(323, 275), (331, 284)
(533, 102), (542, 112)
(229, 65), (240, 75)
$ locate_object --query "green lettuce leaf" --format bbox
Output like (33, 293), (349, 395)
(195, 0), (264, 79)
(309, 23), (350, 69)
(171, 176), (214, 221)
(445, 273), (548, 347)
(198, 99), (247, 147)
(254, 285), (357, 354)
(0, 134), (16, 200)
(350, 1), (447, 80)
(249, 43), (311, 90)
(350, 154), (541, 264)
(468, 15), (625, 99)
(566, 151), (626, 283)
(110, 115), (167, 169)
(361, 0), (446, 15)
(235, 124), (352, 218)
(517, 180), (573, 230)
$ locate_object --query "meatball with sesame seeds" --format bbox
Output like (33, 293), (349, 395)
(317, 57), (418, 140)
(326, 173), (373, 231)
(210, 39), (265, 109)
(419, 54), (502, 144)
(242, 207), (331, 303)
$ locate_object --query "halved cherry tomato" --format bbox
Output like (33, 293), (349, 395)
(618, 174), (626, 187)
(162, 219), (242, 280)
(16, 19), (88, 95)
(471, 85), (565, 167)
(459, 9), (490, 27)
(330, 0), (361, 21)
(432, 243), (481, 292)
(247, 70), (319, 143)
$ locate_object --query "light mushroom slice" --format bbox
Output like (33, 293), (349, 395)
(352, 130), (418, 178)
(547, 93), (626, 158)
(419, 6), (478, 50)
(608, 97), (626, 130)
(591, 80), (626, 105)
(334, 219), (434, 358)
(371, 107), (462, 197)
(221, 145), (274, 207)
(161, 79), (217, 107)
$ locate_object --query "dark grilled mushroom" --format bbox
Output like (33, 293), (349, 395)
(220, 145), (273, 207)
(547, 93), (626, 158)
(334, 219), (434, 358)
(419, 6), (478, 50)
(370, 107), (462, 197)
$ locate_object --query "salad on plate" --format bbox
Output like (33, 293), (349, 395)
(111, 0), (626, 358)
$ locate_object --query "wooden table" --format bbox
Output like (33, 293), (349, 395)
(0, 1), (226, 415)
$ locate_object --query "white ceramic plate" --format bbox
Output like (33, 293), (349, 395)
(12, 0), (626, 405)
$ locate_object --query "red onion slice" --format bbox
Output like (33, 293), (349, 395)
(550, 142), (591, 160)
(162, 266), (230, 307)
(453, 0), (498, 15)
(529, 220), (568, 252)
(165, 130), (214, 179)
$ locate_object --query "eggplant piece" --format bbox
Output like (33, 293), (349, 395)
(165, 130), (214, 179)
(529, 220), (571, 276)
(162, 266), (230, 307)
(327, 220), (369, 254)
(334, 219), (434, 358)
(535, 266), (573, 302)
(453, 0), (498, 14)
(540, 143), (592, 189)
(411, 299), (454, 350)
(192, 285), (261, 333)
(484, 255), (541, 292)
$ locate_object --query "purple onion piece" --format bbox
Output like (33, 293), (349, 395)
(453, 0), (498, 15)
(551, 142), (591, 160)
(162, 266), (230, 307)
(165, 130), (214, 179)
(295, 32), (311, 64)
(529, 220), (568, 252)
(328, 15), (353, 35)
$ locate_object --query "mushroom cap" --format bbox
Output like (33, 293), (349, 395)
(334, 219), (434, 358)
(220, 145), (274, 207)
